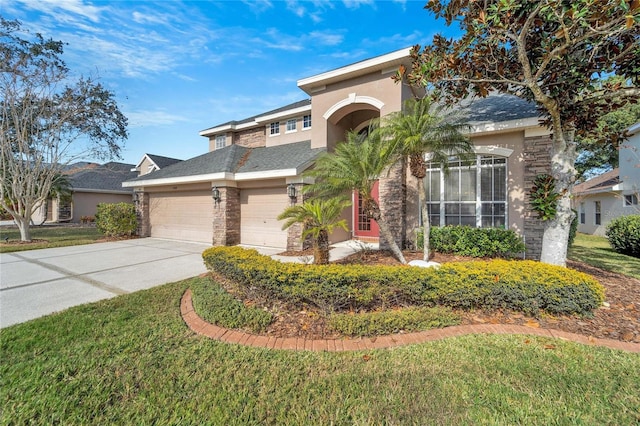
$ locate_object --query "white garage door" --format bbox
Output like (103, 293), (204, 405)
(149, 191), (213, 243)
(240, 187), (289, 249)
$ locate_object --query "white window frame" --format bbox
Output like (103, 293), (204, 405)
(426, 154), (508, 228)
(269, 121), (280, 136)
(579, 202), (585, 224)
(594, 201), (601, 225)
(286, 118), (297, 133)
(215, 135), (226, 149)
(303, 114), (312, 130)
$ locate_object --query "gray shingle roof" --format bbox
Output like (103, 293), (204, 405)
(464, 94), (540, 123)
(146, 154), (182, 169)
(126, 141), (324, 183)
(70, 162), (137, 192)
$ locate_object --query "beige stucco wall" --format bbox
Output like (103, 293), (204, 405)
(265, 116), (313, 148)
(310, 70), (405, 150)
(72, 192), (132, 222)
(138, 157), (155, 176)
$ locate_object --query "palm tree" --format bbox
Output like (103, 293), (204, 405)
(278, 197), (350, 265)
(381, 97), (472, 261)
(305, 126), (407, 264)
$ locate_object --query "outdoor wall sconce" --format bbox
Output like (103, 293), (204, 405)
(212, 186), (220, 203)
(287, 183), (297, 201)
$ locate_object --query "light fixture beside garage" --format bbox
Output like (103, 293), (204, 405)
(212, 186), (221, 204)
(287, 183), (297, 203)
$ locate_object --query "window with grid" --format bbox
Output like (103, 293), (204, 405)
(426, 155), (507, 228)
(303, 114), (312, 129)
(625, 194), (638, 206)
(215, 135), (225, 149)
(270, 121), (280, 135)
(286, 119), (297, 132)
(579, 202), (585, 224)
(595, 201), (601, 225)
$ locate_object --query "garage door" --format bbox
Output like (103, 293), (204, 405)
(149, 191), (213, 243)
(240, 187), (289, 249)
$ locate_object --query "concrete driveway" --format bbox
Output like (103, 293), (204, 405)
(0, 238), (209, 328)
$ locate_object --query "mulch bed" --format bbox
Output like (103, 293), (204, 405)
(245, 250), (640, 343)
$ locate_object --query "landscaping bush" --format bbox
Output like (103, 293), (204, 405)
(605, 215), (640, 258)
(568, 209), (578, 248)
(202, 246), (604, 316)
(329, 306), (460, 337)
(424, 226), (526, 258)
(190, 276), (273, 333)
(95, 203), (137, 237)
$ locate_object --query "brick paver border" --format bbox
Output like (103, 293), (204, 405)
(181, 289), (640, 353)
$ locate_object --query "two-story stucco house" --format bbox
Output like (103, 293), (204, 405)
(573, 122), (640, 235)
(124, 47), (554, 259)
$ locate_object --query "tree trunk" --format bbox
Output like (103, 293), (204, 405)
(539, 132), (576, 266)
(370, 206), (406, 264)
(15, 215), (32, 242)
(418, 178), (431, 261)
(315, 230), (330, 265)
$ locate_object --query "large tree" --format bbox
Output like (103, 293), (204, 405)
(0, 18), (128, 241)
(398, 0), (639, 266)
(305, 127), (407, 264)
(381, 97), (472, 261)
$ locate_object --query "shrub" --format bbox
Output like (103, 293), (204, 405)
(190, 276), (273, 333)
(425, 226), (526, 258)
(95, 202), (137, 237)
(329, 306), (460, 337)
(606, 215), (640, 258)
(202, 246), (604, 316)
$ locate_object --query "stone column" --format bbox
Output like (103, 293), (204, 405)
(134, 191), (150, 237)
(212, 186), (240, 246)
(285, 183), (311, 251)
(522, 135), (553, 260)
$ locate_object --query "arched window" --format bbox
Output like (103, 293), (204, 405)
(425, 155), (507, 228)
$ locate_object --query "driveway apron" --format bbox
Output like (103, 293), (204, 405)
(0, 238), (208, 328)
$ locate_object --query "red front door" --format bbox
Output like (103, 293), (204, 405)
(353, 181), (380, 239)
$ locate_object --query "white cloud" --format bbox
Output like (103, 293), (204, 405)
(342, 0), (375, 9)
(241, 0), (273, 14)
(309, 31), (344, 46)
(12, 0), (105, 22)
(125, 109), (191, 127)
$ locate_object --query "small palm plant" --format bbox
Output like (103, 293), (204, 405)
(278, 197), (350, 265)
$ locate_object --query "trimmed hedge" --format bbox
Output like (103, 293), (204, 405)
(606, 215), (640, 258)
(329, 306), (460, 337)
(95, 202), (137, 237)
(419, 226), (526, 258)
(202, 246), (604, 316)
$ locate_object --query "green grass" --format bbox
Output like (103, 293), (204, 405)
(569, 233), (640, 280)
(0, 225), (103, 253)
(2, 278), (639, 425)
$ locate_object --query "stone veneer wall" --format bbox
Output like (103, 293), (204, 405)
(522, 135), (553, 260)
(135, 192), (150, 237)
(212, 187), (240, 246)
(232, 127), (266, 148)
(285, 183), (311, 251)
(378, 161), (407, 251)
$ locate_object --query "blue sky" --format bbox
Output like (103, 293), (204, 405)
(2, 0), (456, 165)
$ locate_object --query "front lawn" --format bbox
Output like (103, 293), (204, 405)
(0, 225), (104, 253)
(569, 233), (640, 280)
(2, 278), (638, 424)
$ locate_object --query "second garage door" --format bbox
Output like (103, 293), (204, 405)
(240, 187), (288, 249)
(149, 191), (213, 244)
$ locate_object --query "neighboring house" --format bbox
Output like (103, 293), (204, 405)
(573, 122), (640, 236)
(43, 162), (138, 223)
(124, 47), (554, 259)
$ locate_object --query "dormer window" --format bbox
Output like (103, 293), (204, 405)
(286, 119), (297, 133)
(270, 121), (280, 136)
(215, 135), (226, 149)
(303, 114), (312, 130)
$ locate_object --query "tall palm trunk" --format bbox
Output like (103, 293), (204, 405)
(368, 200), (406, 264)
